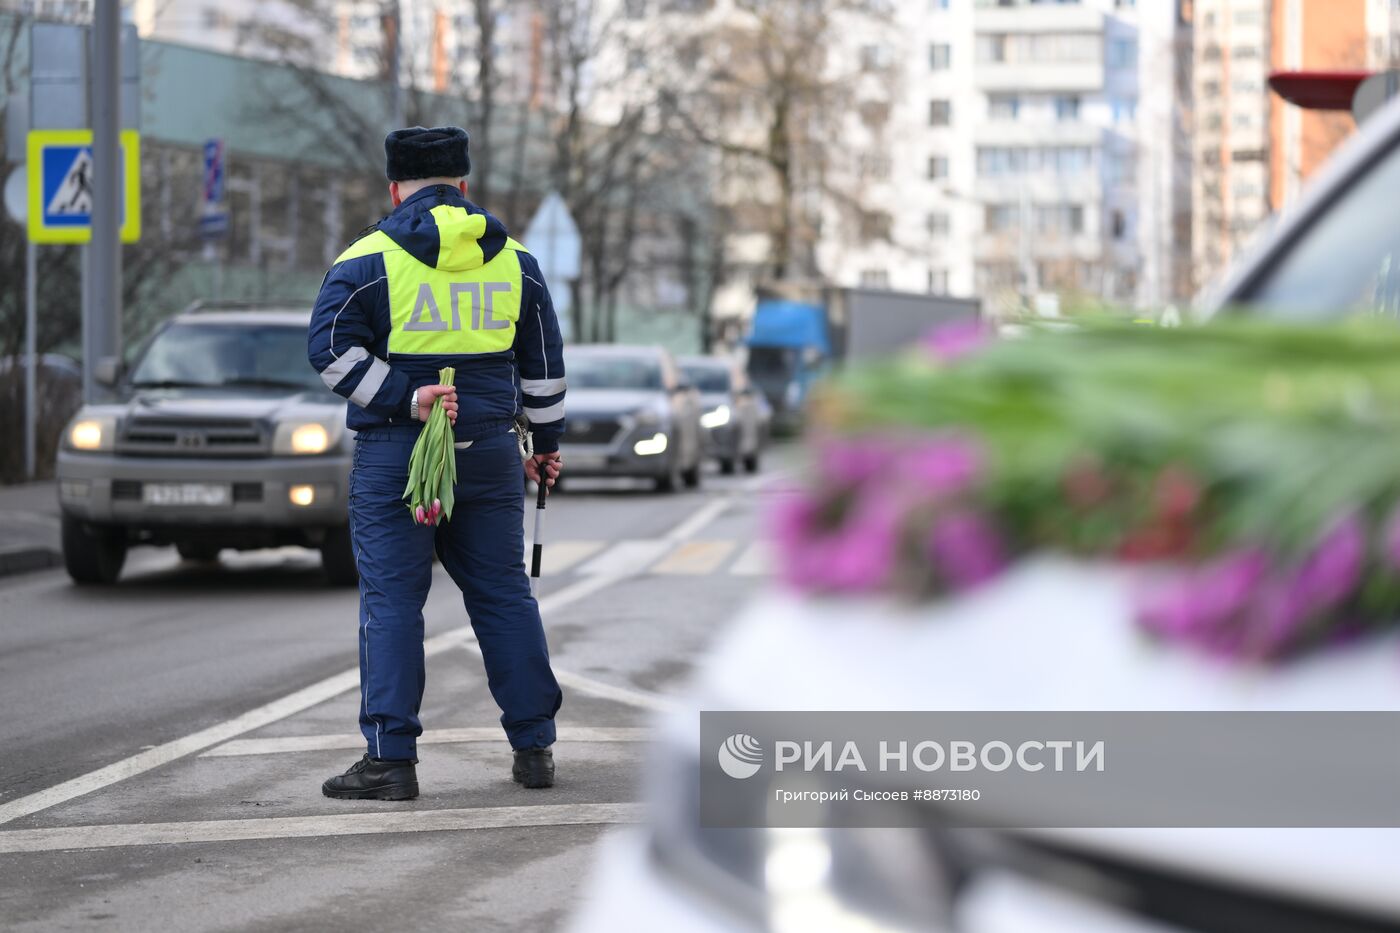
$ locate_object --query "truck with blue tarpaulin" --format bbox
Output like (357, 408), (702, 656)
(744, 285), (980, 430)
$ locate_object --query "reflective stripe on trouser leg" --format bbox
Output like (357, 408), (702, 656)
(348, 435), (436, 760)
(437, 431), (563, 750)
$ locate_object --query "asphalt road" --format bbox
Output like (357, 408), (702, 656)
(0, 454), (790, 931)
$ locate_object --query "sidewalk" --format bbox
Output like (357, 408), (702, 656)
(0, 480), (61, 577)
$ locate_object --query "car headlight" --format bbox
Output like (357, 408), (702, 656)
(634, 433), (668, 456)
(65, 413), (117, 452)
(273, 421), (339, 455)
(700, 405), (731, 429)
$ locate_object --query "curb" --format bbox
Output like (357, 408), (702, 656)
(0, 546), (62, 578)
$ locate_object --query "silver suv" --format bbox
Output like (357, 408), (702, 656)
(55, 304), (355, 585)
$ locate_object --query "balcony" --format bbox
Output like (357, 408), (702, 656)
(974, 3), (1105, 34)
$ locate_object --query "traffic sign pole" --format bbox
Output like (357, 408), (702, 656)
(90, 0), (122, 400)
(24, 240), (36, 480)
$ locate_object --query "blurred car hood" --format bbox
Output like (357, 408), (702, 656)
(566, 387), (665, 414)
(678, 558), (1400, 919)
(127, 387), (336, 421)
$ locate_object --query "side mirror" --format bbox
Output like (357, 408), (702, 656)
(93, 356), (122, 387)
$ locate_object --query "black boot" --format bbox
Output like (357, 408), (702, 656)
(322, 753), (419, 800)
(512, 746), (555, 789)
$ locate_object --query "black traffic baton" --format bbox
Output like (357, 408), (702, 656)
(530, 464), (549, 597)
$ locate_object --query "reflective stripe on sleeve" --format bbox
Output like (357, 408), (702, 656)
(349, 357), (392, 407)
(319, 346), (369, 389)
(524, 399), (565, 423)
(521, 376), (566, 396)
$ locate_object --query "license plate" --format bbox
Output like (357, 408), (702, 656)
(141, 482), (232, 507)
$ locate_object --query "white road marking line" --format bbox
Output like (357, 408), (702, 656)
(522, 539), (606, 574)
(0, 803), (644, 854)
(0, 489), (739, 828)
(651, 540), (737, 576)
(201, 726), (651, 758)
(729, 542), (771, 576)
(0, 669), (360, 828)
(665, 496), (731, 541)
(0, 567), (638, 828)
(574, 539), (673, 576)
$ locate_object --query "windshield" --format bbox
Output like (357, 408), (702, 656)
(681, 365), (732, 394)
(746, 346), (798, 380)
(1240, 141), (1400, 322)
(566, 354), (664, 390)
(130, 323), (321, 391)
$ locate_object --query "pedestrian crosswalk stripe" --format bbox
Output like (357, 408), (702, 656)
(651, 540), (737, 575)
(520, 538), (773, 577)
(729, 542), (771, 576)
(574, 539), (673, 576)
(523, 539), (606, 574)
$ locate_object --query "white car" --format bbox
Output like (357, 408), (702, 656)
(572, 562), (1400, 932)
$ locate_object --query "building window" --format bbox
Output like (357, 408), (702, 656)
(1107, 37), (1137, 68)
(931, 0), (950, 9)
(928, 268), (950, 293)
(860, 154), (892, 180)
(988, 93), (1020, 120)
(1111, 209), (1127, 240)
(930, 43), (951, 69)
(1035, 204), (1085, 235)
(985, 204), (1018, 233)
(625, 0), (647, 17)
(928, 155), (949, 180)
(927, 211), (950, 235)
(860, 43), (893, 71)
(1054, 95), (1081, 121)
(929, 99), (952, 126)
(1110, 97), (1136, 123)
(860, 211), (893, 241)
(861, 269), (891, 288)
(627, 48), (646, 70)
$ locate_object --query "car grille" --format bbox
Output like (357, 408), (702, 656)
(109, 480), (263, 502)
(119, 418), (268, 457)
(564, 416), (623, 446)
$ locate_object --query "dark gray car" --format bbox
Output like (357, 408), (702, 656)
(678, 355), (766, 475)
(55, 305), (356, 585)
(560, 345), (704, 492)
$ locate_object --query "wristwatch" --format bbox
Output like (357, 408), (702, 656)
(410, 390), (420, 421)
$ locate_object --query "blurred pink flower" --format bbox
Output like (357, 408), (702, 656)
(1295, 513), (1365, 614)
(818, 437), (892, 487)
(910, 436), (983, 498)
(922, 319), (989, 363)
(771, 487), (900, 593)
(927, 509), (1005, 590)
(1384, 505), (1400, 570)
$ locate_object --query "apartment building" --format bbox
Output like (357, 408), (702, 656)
(1193, 0), (1400, 292)
(822, 0), (1193, 313)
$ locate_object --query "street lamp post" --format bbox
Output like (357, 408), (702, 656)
(90, 0), (122, 393)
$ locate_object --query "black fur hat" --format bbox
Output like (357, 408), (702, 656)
(384, 126), (471, 181)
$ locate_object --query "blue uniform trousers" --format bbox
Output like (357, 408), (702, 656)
(348, 424), (562, 760)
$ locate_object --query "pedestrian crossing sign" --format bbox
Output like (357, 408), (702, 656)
(26, 129), (142, 244)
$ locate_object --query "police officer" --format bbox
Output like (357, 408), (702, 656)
(309, 126), (566, 798)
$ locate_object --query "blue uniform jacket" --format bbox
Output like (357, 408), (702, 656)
(307, 185), (566, 452)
